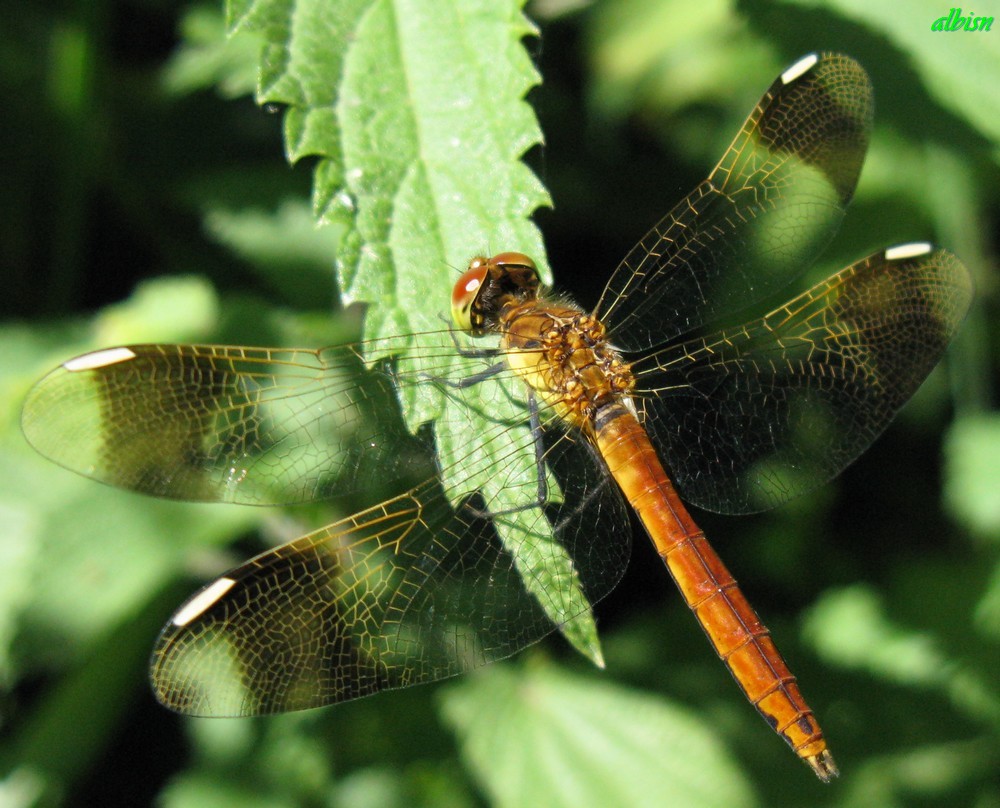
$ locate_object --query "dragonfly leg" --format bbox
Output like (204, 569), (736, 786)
(426, 360), (506, 390)
(443, 320), (502, 359)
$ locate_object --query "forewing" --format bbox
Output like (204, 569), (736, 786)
(149, 416), (628, 716)
(21, 339), (457, 506)
(596, 52), (873, 351)
(633, 246), (973, 514)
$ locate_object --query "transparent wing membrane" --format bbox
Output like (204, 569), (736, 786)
(22, 339), (461, 506)
(633, 246), (973, 513)
(149, 414), (627, 716)
(596, 53), (873, 350)
(22, 334), (629, 715)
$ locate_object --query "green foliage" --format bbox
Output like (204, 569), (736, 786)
(945, 414), (1000, 539)
(439, 661), (756, 808)
(1, 1), (997, 807)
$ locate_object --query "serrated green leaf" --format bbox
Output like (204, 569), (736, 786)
(228, 0), (549, 327)
(439, 662), (757, 808)
(227, 0), (600, 659)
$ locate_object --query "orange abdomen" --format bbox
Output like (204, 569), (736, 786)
(593, 402), (838, 781)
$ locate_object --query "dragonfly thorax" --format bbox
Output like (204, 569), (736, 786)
(500, 300), (635, 432)
(453, 253), (635, 431)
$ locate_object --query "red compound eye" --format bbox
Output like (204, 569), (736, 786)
(451, 258), (490, 332)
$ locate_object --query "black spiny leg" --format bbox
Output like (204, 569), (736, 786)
(462, 391), (550, 519)
(429, 328), (550, 518)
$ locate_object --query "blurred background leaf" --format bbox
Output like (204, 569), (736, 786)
(1, 0), (997, 806)
(439, 660), (756, 808)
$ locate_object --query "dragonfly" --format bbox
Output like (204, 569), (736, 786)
(22, 53), (972, 780)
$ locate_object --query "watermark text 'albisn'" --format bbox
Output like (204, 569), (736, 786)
(932, 8), (993, 29)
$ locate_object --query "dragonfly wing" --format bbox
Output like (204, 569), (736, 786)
(633, 246), (973, 514)
(596, 52), (873, 351)
(21, 338), (459, 506)
(24, 325), (632, 715)
(150, 418), (629, 716)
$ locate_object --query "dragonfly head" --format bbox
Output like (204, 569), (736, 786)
(452, 252), (540, 335)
